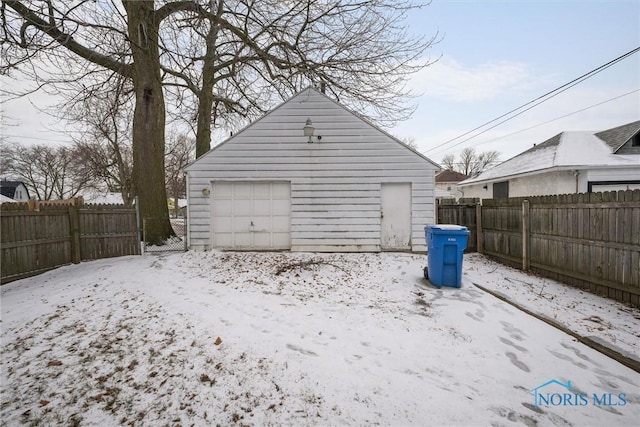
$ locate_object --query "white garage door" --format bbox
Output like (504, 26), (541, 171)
(212, 181), (291, 249)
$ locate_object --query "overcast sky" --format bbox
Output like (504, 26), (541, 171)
(397, 0), (640, 163)
(1, 0), (639, 166)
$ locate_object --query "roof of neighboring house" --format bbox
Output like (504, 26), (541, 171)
(459, 120), (640, 186)
(83, 191), (125, 204)
(0, 180), (26, 199)
(0, 194), (18, 203)
(436, 170), (469, 183)
(595, 120), (640, 152)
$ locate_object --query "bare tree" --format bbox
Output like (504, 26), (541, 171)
(160, 0), (439, 157)
(2, 0), (438, 243)
(165, 133), (193, 217)
(458, 148), (476, 176)
(2, 142), (89, 200)
(66, 77), (135, 205)
(2, 0), (177, 243)
(441, 154), (456, 171)
(441, 148), (501, 176)
(0, 140), (11, 175)
(74, 140), (134, 204)
(475, 149), (501, 174)
(399, 136), (418, 151)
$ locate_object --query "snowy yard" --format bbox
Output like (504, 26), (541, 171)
(1, 251), (639, 426)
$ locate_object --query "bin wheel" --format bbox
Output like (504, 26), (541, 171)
(423, 266), (429, 280)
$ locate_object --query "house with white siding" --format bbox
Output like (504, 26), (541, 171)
(0, 180), (30, 201)
(457, 120), (640, 199)
(184, 87), (440, 253)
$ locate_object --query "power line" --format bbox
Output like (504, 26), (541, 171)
(470, 88), (640, 149)
(425, 46), (640, 156)
(1, 134), (71, 143)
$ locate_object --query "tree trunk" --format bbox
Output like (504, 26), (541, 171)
(195, 66), (214, 158)
(194, 0), (224, 158)
(123, 0), (173, 244)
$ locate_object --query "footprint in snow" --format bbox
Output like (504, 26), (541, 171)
(286, 343), (318, 356)
(505, 351), (530, 372)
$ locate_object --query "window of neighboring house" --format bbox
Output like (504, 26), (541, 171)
(447, 186), (451, 191)
(632, 133), (640, 147)
(493, 181), (509, 199)
(16, 190), (22, 199)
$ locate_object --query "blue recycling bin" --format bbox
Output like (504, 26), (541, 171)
(424, 225), (470, 288)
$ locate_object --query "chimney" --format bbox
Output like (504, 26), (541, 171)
(320, 82), (326, 94)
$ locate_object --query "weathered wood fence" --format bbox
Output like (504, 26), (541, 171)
(1, 199), (140, 284)
(438, 190), (640, 306)
(437, 198), (479, 252)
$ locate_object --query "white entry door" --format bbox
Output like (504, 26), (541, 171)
(380, 183), (412, 250)
(212, 181), (291, 249)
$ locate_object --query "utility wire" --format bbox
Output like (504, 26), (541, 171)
(1, 134), (71, 143)
(425, 46), (640, 155)
(471, 89), (640, 148)
(428, 71), (637, 157)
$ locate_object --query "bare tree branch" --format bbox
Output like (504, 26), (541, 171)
(442, 148), (501, 176)
(3, 0), (132, 76)
(2, 142), (89, 199)
(3, 0), (439, 239)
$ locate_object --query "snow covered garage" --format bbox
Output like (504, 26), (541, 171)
(184, 87), (439, 252)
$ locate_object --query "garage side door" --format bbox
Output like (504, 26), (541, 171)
(212, 182), (291, 249)
(381, 182), (412, 250)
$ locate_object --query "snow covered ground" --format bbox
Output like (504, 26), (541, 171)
(1, 251), (639, 426)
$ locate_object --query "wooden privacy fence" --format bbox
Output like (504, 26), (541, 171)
(438, 190), (640, 306)
(1, 199), (140, 284)
(437, 198), (479, 252)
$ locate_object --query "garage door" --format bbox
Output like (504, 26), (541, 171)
(212, 181), (291, 249)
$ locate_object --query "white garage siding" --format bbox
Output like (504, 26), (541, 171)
(185, 87), (439, 252)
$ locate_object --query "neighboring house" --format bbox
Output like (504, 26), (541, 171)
(458, 120), (640, 198)
(0, 180), (30, 201)
(184, 87), (439, 252)
(435, 170), (469, 200)
(168, 198), (187, 217)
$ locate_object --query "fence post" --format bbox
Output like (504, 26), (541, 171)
(69, 205), (81, 264)
(135, 196), (144, 255)
(28, 199), (38, 212)
(476, 203), (483, 254)
(522, 200), (530, 271)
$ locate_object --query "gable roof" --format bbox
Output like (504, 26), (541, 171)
(459, 121), (640, 186)
(436, 170), (469, 183)
(0, 180), (27, 199)
(595, 120), (640, 152)
(185, 86), (440, 170)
